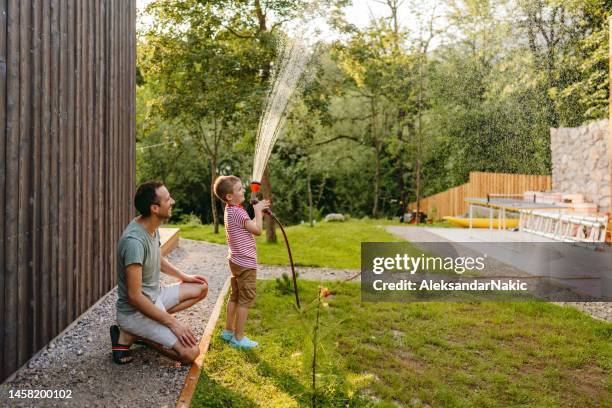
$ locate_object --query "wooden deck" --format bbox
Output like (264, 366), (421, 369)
(160, 228), (180, 256)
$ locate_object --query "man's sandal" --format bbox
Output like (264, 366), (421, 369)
(110, 325), (133, 364)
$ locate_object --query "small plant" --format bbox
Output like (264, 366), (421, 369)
(310, 286), (331, 407)
(274, 272), (299, 296)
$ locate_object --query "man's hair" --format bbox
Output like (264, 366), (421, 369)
(213, 175), (240, 203)
(134, 180), (165, 217)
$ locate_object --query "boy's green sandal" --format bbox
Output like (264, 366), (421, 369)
(219, 330), (234, 342)
(110, 325), (133, 364)
(230, 335), (258, 349)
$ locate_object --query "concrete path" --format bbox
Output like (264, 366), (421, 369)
(386, 226), (612, 321)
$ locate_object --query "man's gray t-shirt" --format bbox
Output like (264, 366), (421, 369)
(116, 218), (161, 315)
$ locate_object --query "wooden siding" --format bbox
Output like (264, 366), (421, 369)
(0, 0), (136, 381)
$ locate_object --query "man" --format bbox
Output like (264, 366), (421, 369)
(110, 181), (208, 364)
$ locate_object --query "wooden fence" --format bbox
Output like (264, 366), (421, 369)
(409, 172), (552, 219)
(0, 0), (136, 381)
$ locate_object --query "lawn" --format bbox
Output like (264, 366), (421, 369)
(172, 219), (405, 269)
(192, 280), (612, 408)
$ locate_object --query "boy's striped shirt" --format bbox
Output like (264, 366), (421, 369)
(224, 204), (257, 269)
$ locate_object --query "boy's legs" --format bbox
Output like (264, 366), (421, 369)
(227, 262), (257, 340)
(233, 305), (250, 340)
(225, 275), (240, 333)
(225, 300), (238, 332)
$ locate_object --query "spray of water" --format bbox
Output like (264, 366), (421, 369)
(251, 34), (312, 183)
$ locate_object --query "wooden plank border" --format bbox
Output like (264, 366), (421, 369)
(176, 277), (232, 408)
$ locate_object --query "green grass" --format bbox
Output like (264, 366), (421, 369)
(172, 224), (228, 244)
(172, 219), (404, 269)
(193, 280), (612, 408)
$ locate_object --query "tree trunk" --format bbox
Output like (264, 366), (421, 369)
(211, 157), (219, 233)
(395, 109), (407, 215)
(415, 53), (424, 225)
(371, 99), (380, 218)
(373, 146), (380, 218)
(307, 170), (313, 227)
(262, 166), (277, 242)
(315, 176), (327, 208)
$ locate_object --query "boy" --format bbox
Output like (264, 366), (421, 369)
(213, 175), (269, 349)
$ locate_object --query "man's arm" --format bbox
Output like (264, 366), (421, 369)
(125, 264), (197, 346)
(160, 257), (183, 279)
(160, 257), (207, 284)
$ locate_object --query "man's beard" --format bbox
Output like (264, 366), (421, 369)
(160, 208), (172, 220)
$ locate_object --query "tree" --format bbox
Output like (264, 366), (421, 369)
(140, 1), (270, 232)
(558, 0), (611, 122)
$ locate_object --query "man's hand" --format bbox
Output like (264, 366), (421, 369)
(180, 273), (208, 285)
(253, 199), (270, 213)
(169, 319), (198, 347)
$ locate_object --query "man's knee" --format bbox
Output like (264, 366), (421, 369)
(198, 282), (208, 300)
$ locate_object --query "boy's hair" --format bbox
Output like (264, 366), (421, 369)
(134, 180), (165, 217)
(213, 175), (241, 203)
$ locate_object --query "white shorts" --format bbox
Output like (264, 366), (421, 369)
(116, 283), (181, 348)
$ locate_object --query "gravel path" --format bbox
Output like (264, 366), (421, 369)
(258, 264), (360, 282)
(386, 226), (612, 322)
(1, 239), (228, 408)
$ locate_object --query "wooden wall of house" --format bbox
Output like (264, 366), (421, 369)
(0, 0), (136, 381)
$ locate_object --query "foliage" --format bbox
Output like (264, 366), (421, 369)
(138, 0), (609, 225)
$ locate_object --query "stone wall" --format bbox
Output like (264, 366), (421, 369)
(550, 119), (610, 212)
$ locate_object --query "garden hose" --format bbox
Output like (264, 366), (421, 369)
(250, 181), (301, 309)
(267, 212), (301, 309)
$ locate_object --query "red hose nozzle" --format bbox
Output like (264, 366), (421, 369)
(249, 181), (273, 215)
(250, 181), (262, 205)
(250, 181), (261, 193)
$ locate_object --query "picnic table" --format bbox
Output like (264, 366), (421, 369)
(465, 196), (569, 230)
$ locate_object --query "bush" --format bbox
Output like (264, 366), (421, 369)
(178, 212), (203, 226)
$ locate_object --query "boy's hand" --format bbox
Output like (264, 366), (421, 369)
(253, 199), (270, 213)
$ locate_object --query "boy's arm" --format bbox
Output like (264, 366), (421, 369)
(244, 200), (270, 236)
